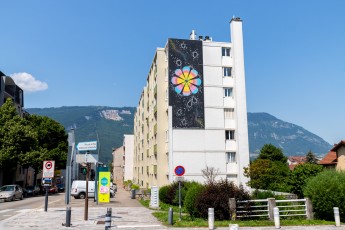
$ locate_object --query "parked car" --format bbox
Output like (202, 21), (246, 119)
(0, 185), (24, 201)
(71, 180), (95, 199)
(56, 184), (65, 192)
(25, 185), (40, 196)
(48, 185), (58, 194)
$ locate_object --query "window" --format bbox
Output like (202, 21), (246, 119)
(223, 67), (232, 77)
(165, 130), (169, 142)
(225, 130), (235, 140)
(224, 108), (235, 119)
(224, 88), (233, 97)
(226, 152), (236, 163)
(222, 47), (231, 56)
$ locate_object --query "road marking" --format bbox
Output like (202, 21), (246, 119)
(0, 209), (14, 214)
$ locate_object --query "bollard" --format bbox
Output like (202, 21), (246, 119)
(168, 207), (174, 225)
(65, 206), (71, 227)
(334, 207), (341, 227)
(105, 208), (112, 230)
(208, 208), (214, 230)
(229, 224), (239, 230)
(274, 207), (280, 229)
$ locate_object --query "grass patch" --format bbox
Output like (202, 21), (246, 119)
(141, 200), (336, 227)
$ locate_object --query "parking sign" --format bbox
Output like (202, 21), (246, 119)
(42, 160), (55, 178)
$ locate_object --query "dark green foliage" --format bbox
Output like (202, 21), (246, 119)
(184, 183), (205, 219)
(257, 144), (287, 163)
(195, 180), (250, 220)
(159, 185), (170, 204)
(251, 190), (283, 200)
(288, 163), (323, 198)
(306, 150), (318, 164)
(244, 159), (290, 192)
(304, 170), (345, 220)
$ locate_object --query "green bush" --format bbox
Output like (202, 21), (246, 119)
(184, 183), (205, 219)
(304, 170), (345, 220)
(159, 185), (170, 204)
(195, 180), (251, 220)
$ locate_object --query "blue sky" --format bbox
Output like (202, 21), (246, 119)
(1, 0), (344, 145)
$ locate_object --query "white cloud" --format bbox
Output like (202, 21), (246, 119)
(10, 72), (48, 92)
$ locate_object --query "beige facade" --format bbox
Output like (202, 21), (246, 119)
(112, 146), (124, 187)
(334, 141), (345, 171)
(134, 49), (169, 188)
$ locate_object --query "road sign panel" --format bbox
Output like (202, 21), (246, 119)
(42, 160), (55, 178)
(77, 141), (97, 151)
(174, 165), (185, 176)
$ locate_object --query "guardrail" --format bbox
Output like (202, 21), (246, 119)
(230, 198), (313, 221)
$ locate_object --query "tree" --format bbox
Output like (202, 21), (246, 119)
(201, 166), (220, 184)
(288, 163), (323, 198)
(305, 150), (318, 164)
(244, 159), (290, 191)
(257, 144), (287, 163)
(244, 144), (290, 192)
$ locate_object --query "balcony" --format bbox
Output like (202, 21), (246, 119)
(154, 124), (157, 135)
(154, 144), (157, 155)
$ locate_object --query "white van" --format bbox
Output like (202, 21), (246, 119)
(71, 180), (95, 199)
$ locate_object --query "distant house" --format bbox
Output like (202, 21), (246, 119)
(319, 140), (345, 170)
(288, 156), (307, 170)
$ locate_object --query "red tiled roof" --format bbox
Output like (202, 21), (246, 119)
(319, 151), (337, 165)
(331, 140), (345, 152)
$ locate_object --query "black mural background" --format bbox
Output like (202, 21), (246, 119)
(168, 38), (204, 128)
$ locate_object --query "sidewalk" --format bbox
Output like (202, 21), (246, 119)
(0, 187), (344, 229)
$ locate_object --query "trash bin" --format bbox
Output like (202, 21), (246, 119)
(131, 189), (136, 199)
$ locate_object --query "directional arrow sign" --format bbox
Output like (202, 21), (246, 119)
(77, 141), (97, 151)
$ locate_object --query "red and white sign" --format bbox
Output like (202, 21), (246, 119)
(42, 160), (55, 178)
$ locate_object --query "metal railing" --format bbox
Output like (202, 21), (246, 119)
(276, 199), (307, 217)
(236, 199), (269, 219)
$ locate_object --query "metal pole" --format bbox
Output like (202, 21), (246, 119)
(208, 208), (214, 230)
(168, 207), (173, 225)
(44, 186), (49, 212)
(334, 207), (341, 227)
(178, 181), (181, 221)
(84, 163), (90, 220)
(105, 207), (112, 230)
(65, 207), (71, 227)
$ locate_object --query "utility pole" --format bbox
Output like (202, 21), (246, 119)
(84, 162), (90, 220)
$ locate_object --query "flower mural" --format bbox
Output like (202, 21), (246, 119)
(171, 66), (202, 96)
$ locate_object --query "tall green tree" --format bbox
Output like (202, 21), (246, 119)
(0, 99), (38, 184)
(305, 150), (318, 164)
(244, 144), (290, 192)
(257, 143), (287, 163)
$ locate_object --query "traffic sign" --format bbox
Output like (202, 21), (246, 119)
(174, 165), (185, 176)
(42, 160), (55, 178)
(77, 141), (97, 151)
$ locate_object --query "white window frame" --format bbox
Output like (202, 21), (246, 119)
(226, 152), (236, 163)
(224, 88), (233, 97)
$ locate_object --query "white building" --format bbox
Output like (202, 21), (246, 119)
(133, 18), (249, 188)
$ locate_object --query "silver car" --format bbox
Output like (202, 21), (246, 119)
(0, 184), (24, 201)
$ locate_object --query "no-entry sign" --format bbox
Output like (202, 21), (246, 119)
(42, 160), (55, 178)
(174, 165), (185, 176)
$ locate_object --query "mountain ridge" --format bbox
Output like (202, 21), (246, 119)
(25, 107), (332, 163)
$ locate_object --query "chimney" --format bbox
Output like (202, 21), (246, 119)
(189, 30), (197, 40)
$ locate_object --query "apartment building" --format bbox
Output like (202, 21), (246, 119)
(133, 18), (250, 188)
(0, 71), (24, 116)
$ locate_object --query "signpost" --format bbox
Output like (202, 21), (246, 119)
(42, 160), (55, 212)
(174, 165), (185, 221)
(77, 141), (97, 151)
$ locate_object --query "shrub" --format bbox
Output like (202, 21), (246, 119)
(184, 183), (205, 219)
(195, 180), (250, 220)
(159, 185), (170, 204)
(304, 170), (345, 220)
